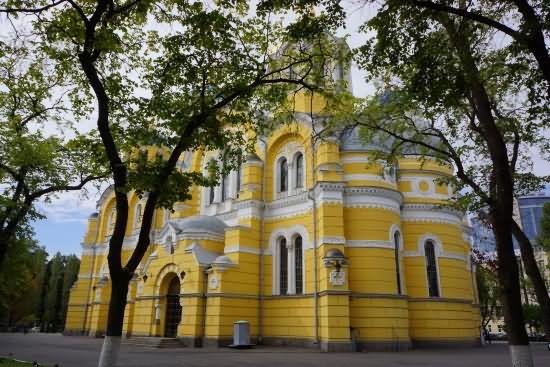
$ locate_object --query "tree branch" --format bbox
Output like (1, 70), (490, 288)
(0, 0), (67, 13)
(28, 174), (103, 200)
(409, 0), (522, 40)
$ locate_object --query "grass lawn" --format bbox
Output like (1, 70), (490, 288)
(0, 358), (38, 366)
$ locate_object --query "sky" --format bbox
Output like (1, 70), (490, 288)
(12, 2), (550, 257)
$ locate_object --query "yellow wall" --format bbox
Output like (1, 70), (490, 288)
(64, 122), (479, 351)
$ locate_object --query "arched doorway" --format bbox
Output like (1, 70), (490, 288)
(164, 276), (181, 337)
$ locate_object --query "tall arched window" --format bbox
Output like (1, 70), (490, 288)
(279, 238), (288, 295)
(279, 158), (288, 192)
(209, 187), (215, 204)
(295, 236), (303, 294)
(425, 240), (440, 297)
(295, 153), (304, 189)
(394, 231), (402, 295)
(236, 166), (241, 198)
(221, 174), (230, 201)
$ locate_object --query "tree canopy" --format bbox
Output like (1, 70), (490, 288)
(0, 40), (107, 266)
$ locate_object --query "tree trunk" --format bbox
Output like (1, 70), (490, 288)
(491, 210), (532, 367)
(97, 275), (129, 367)
(512, 220), (550, 343)
(437, 12), (533, 366)
(0, 231), (10, 266)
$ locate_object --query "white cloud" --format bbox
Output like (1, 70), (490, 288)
(36, 185), (106, 224)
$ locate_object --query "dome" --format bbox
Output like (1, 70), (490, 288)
(177, 215), (226, 235)
(324, 248), (345, 260)
(340, 126), (391, 152)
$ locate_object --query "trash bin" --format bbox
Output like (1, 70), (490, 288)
(233, 320), (250, 347)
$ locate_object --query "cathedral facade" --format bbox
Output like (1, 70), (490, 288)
(65, 98), (480, 351)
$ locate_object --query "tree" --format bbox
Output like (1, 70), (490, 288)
(312, 3), (549, 366)
(0, 40), (106, 267)
(0, 227), (48, 329)
(473, 250), (500, 331)
(260, 0), (550, 93)
(40, 253), (80, 332)
(523, 304), (543, 334)
(42, 253), (64, 332)
(400, 0), (550, 96)
(0, 1), (337, 366)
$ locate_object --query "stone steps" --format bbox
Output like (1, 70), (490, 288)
(123, 337), (185, 349)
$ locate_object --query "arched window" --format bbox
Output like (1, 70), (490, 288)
(394, 231), (402, 295)
(209, 187), (215, 205)
(221, 174), (230, 201)
(295, 153), (304, 189)
(236, 166), (241, 198)
(295, 236), (303, 294)
(279, 158), (288, 192)
(279, 238), (288, 295)
(425, 240), (440, 297)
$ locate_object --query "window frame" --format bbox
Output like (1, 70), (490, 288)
(393, 230), (402, 295)
(294, 152), (304, 189)
(424, 239), (440, 298)
(294, 235), (303, 294)
(279, 237), (288, 295)
(278, 157), (288, 193)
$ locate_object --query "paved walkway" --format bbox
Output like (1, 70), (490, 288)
(1, 333), (549, 367)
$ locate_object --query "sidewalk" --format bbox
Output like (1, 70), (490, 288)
(1, 333), (549, 367)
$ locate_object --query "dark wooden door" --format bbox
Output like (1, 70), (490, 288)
(164, 277), (181, 337)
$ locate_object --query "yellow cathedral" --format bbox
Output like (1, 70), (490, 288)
(64, 40), (481, 352)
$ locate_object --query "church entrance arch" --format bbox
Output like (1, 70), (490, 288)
(164, 276), (181, 337)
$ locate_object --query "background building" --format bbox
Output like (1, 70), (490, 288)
(470, 217), (496, 254)
(517, 191), (550, 290)
(517, 193), (550, 244)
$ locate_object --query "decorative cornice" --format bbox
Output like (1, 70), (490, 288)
(401, 204), (463, 225)
(407, 296), (474, 304)
(350, 292), (408, 300)
(179, 232), (224, 242)
(135, 295), (161, 301)
(223, 245), (261, 255)
(346, 240), (394, 249)
(344, 186), (403, 201)
(205, 292), (258, 299)
(267, 191), (309, 210)
(314, 181), (346, 193)
(318, 290), (352, 297)
(319, 236), (346, 245)
(343, 173), (388, 183)
(343, 187), (402, 212)
(341, 156), (371, 163)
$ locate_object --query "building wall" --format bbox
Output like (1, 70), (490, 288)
(64, 117), (480, 351)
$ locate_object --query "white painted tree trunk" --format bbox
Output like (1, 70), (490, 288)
(98, 336), (122, 367)
(509, 345), (534, 367)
